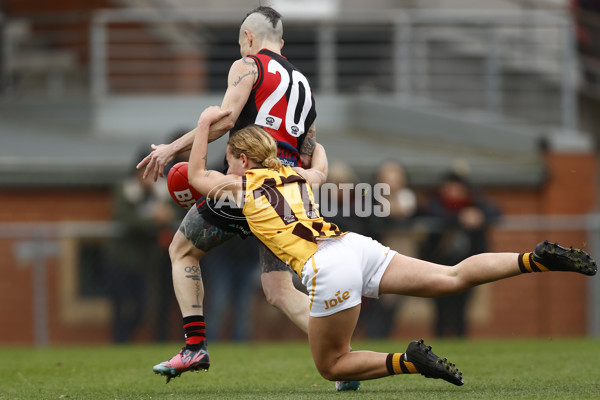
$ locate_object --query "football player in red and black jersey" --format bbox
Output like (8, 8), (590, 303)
(139, 7), (359, 390)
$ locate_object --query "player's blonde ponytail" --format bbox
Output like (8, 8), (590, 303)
(262, 155), (281, 169)
(228, 125), (282, 169)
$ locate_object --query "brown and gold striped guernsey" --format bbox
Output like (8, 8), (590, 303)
(242, 166), (345, 276)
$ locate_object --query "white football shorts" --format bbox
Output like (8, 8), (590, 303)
(301, 232), (397, 317)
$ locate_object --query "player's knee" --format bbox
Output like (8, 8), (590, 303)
(314, 363), (339, 381)
(261, 272), (293, 308)
(262, 282), (285, 307)
(168, 234), (184, 264)
(169, 232), (203, 264)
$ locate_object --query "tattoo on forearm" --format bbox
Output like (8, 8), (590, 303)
(300, 136), (315, 156)
(184, 265), (203, 309)
(204, 171), (212, 177)
(300, 126), (316, 166)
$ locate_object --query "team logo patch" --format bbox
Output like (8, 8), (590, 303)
(323, 290), (351, 310)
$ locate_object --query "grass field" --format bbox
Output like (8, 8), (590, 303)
(1, 338), (599, 399)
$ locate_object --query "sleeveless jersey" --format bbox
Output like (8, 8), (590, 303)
(232, 49), (317, 167)
(242, 166), (344, 275)
(196, 50), (316, 236)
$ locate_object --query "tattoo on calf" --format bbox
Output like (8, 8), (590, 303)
(193, 280), (202, 309)
(184, 265), (203, 309)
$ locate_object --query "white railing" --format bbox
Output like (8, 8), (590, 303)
(86, 8), (577, 131)
(0, 8), (579, 132)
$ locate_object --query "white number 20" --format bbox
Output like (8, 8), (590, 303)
(255, 60), (313, 138)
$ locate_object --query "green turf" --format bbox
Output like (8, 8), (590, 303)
(1, 338), (599, 399)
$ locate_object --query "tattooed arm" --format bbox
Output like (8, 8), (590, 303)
(208, 57), (259, 142)
(293, 142), (328, 186)
(136, 57), (257, 181)
(299, 122), (317, 168)
(189, 106), (243, 202)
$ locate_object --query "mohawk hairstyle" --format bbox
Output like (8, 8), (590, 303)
(244, 6), (282, 29)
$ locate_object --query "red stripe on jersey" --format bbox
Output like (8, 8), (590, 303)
(263, 126), (296, 148)
(248, 55), (262, 91)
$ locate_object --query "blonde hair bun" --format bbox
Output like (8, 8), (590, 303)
(228, 125), (282, 170)
(263, 155), (282, 169)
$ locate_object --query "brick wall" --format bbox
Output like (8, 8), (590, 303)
(0, 152), (597, 345)
(0, 189), (114, 345)
(393, 152), (597, 339)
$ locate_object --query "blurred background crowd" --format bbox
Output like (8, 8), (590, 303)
(1, 0), (600, 346)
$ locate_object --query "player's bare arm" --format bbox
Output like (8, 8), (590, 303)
(136, 129), (195, 181)
(293, 142), (327, 186)
(137, 105), (235, 182)
(137, 58), (257, 181)
(299, 122), (317, 168)
(189, 106), (243, 201)
(208, 57), (259, 142)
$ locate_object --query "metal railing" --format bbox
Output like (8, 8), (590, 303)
(87, 8), (578, 131)
(0, 8), (579, 131)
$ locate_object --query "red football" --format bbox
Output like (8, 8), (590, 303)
(167, 162), (202, 210)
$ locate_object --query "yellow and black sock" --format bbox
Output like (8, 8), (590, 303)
(518, 252), (549, 273)
(386, 353), (418, 375)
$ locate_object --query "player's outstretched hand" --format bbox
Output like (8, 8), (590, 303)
(136, 143), (175, 182)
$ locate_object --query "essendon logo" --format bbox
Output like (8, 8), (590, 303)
(173, 189), (198, 210)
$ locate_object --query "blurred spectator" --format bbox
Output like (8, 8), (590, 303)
(320, 161), (369, 235)
(201, 236), (261, 342)
(106, 150), (176, 342)
(420, 169), (501, 338)
(571, 1), (600, 90)
(370, 160), (418, 249)
(360, 160), (418, 339)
